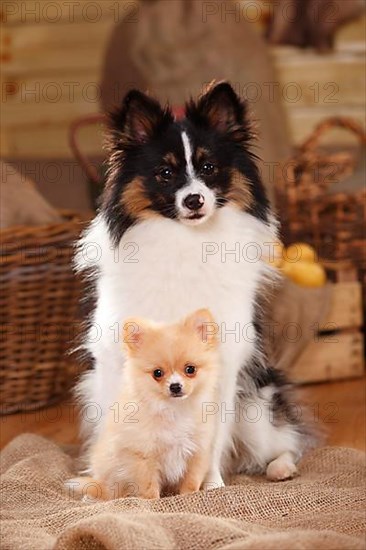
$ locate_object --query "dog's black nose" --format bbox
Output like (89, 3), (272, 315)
(184, 194), (204, 211)
(170, 383), (182, 395)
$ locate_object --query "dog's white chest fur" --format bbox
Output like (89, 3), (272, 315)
(76, 205), (275, 417)
(154, 409), (197, 485)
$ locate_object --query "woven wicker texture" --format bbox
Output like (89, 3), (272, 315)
(275, 117), (366, 324)
(0, 213), (87, 414)
(0, 434), (365, 549)
(275, 118), (366, 268)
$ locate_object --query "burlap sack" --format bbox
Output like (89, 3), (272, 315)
(0, 161), (62, 229)
(267, 280), (332, 372)
(1, 434), (365, 549)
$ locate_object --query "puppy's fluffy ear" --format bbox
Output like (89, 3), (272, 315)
(183, 308), (218, 346)
(185, 81), (248, 134)
(109, 90), (173, 144)
(122, 318), (153, 354)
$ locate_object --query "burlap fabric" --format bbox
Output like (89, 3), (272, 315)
(267, 280), (332, 372)
(1, 434), (365, 549)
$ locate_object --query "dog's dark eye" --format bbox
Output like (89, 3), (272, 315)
(159, 167), (173, 181)
(153, 369), (164, 379)
(185, 365), (196, 376)
(201, 162), (215, 176)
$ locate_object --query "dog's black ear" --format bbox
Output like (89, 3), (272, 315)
(110, 90), (173, 143)
(186, 82), (248, 133)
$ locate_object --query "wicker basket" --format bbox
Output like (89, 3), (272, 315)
(275, 117), (366, 279)
(0, 211), (88, 414)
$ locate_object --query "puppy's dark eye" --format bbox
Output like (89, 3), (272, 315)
(201, 162), (215, 176)
(185, 365), (196, 376)
(159, 167), (173, 181)
(153, 369), (164, 380)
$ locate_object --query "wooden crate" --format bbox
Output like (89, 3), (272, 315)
(289, 281), (364, 384)
(291, 332), (364, 383)
(320, 281), (363, 330)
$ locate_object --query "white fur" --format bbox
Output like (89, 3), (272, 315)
(232, 388), (301, 468)
(149, 402), (198, 485)
(75, 204), (278, 484)
(181, 131), (195, 179)
(118, 398), (199, 487)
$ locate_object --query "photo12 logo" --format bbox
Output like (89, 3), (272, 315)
(1, 2), (139, 24)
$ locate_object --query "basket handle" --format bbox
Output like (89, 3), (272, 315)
(69, 113), (107, 186)
(299, 117), (366, 153)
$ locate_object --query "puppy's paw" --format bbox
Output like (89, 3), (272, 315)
(179, 479), (201, 495)
(137, 488), (160, 500)
(266, 454), (298, 481)
(203, 470), (225, 491)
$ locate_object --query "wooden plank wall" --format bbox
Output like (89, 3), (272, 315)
(1, 0), (365, 159)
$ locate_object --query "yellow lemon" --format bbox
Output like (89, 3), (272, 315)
(281, 261), (326, 287)
(285, 243), (317, 263)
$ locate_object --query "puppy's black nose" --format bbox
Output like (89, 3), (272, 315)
(170, 383), (182, 395)
(184, 193), (204, 211)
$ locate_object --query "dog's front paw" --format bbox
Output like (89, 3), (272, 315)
(203, 470), (225, 491)
(266, 453), (298, 481)
(64, 476), (104, 500)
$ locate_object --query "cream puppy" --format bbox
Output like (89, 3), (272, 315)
(67, 309), (220, 500)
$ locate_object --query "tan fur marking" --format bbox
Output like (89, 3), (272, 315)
(121, 177), (154, 219)
(226, 168), (253, 211)
(195, 147), (209, 164)
(163, 152), (179, 168)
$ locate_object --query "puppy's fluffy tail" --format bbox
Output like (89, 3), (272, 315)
(65, 476), (109, 500)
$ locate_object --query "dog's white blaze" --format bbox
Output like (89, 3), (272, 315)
(181, 131), (195, 179)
